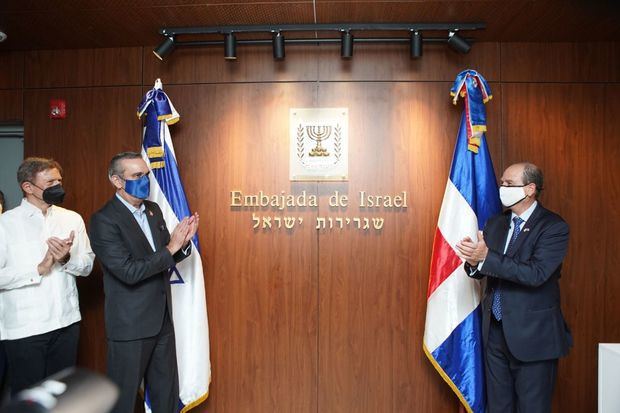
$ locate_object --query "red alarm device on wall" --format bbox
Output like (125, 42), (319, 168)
(49, 99), (67, 119)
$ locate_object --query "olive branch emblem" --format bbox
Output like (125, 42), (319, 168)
(297, 124), (305, 161)
(334, 124), (342, 164)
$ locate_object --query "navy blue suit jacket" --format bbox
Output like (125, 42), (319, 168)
(466, 203), (572, 362)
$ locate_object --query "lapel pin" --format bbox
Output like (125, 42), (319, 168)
(148, 210), (154, 217)
(523, 228), (530, 232)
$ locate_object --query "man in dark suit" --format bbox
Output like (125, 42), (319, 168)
(456, 162), (572, 413)
(89, 151), (198, 413)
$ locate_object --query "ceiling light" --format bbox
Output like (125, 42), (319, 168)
(341, 31), (353, 59)
(447, 31), (471, 54)
(153, 36), (175, 60)
(224, 33), (237, 60)
(153, 23), (485, 61)
(410, 31), (423, 58)
(272, 31), (285, 60)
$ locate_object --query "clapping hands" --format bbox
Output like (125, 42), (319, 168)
(166, 213), (200, 255)
(38, 231), (74, 275)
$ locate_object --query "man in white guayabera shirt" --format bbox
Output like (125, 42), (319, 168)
(0, 157), (94, 395)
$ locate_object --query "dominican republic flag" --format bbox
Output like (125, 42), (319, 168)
(423, 70), (499, 413)
(138, 79), (211, 412)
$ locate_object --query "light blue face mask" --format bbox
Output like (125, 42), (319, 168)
(123, 175), (150, 199)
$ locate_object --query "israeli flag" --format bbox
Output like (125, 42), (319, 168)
(138, 79), (211, 412)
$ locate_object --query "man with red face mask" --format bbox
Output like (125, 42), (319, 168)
(0, 157), (94, 395)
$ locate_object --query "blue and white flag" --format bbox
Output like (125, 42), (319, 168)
(138, 79), (211, 413)
(423, 70), (500, 413)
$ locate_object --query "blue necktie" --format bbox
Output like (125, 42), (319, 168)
(491, 216), (524, 321)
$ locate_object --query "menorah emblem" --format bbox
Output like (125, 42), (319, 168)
(306, 125), (332, 157)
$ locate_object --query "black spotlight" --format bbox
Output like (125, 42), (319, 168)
(447, 31), (471, 54)
(272, 31), (285, 60)
(410, 31), (423, 58)
(224, 33), (237, 60)
(153, 36), (175, 61)
(341, 30), (353, 59)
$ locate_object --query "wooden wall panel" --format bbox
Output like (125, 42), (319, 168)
(143, 45), (319, 85)
(24, 47), (143, 88)
(12, 40), (620, 413)
(0, 90), (22, 121)
(603, 84), (620, 342)
(501, 42), (620, 83)
(0, 51), (24, 89)
(163, 83), (319, 412)
(23, 86), (143, 373)
(501, 83), (607, 413)
(318, 42), (500, 82)
(0, 51), (24, 121)
(314, 82), (459, 412)
(143, 42), (500, 85)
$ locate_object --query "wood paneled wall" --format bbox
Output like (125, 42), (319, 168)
(0, 41), (618, 413)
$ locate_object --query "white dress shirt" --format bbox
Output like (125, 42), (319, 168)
(0, 199), (94, 340)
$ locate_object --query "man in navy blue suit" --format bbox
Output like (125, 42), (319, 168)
(456, 162), (572, 413)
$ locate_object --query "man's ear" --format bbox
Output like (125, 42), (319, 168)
(109, 175), (123, 190)
(21, 181), (34, 195)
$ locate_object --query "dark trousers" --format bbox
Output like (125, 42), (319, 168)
(2, 322), (80, 395)
(485, 319), (558, 413)
(0, 342), (9, 405)
(107, 312), (179, 413)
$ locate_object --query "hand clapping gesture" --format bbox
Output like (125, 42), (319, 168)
(166, 213), (200, 255)
(38, 231), (75, 275)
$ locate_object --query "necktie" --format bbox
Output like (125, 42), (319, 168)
(491, 216), (524, 321)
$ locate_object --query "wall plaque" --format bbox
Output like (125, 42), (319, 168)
(290, 108), (348, 181)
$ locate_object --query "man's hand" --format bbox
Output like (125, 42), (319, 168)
(455, 231), (488, 266)
(37, 249), (55, 276)
(183, 212), (200, 245)
(167, 217), (190, 255)
(46, 231), (74, 264)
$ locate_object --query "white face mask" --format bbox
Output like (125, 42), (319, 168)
(499, 186), (527, 208)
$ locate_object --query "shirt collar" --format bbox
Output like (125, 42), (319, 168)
(115, 193), (145, 215)
(512, 200), (538, 224)
(20, 198), (54, 218)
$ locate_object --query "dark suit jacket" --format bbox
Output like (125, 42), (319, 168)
(89, 196), (190, 341)
(465, 203), (572, 362)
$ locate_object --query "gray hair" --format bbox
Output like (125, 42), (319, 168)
(522, 162), (543, 198)
(108, 152), (142, 178)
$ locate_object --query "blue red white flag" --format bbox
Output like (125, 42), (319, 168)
(138, 79), (211, 412)
(423, 70), (499, 413)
